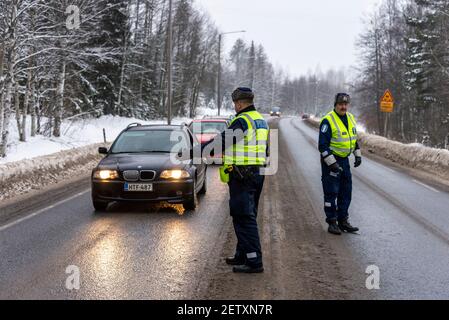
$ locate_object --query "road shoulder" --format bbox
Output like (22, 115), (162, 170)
(203, 118), (376, 299)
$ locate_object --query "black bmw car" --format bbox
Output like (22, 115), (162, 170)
(91, 123), (207, 212)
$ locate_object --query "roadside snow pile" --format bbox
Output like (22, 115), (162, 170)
(358, 134), (449, 180)
(1, 106), (229, 165)
(305, 117), (449, 181)
(0, 107), (229, 200)
(306, 116), (320, 129)
(0, 142), (108, 201)
(0, 114), (191, 164)
(1, 106), (231, 165)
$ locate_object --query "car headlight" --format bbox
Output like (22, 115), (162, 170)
(160, 169), (190, 179)
(93, 170), (119, 180)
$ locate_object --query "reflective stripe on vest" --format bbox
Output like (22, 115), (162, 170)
(321, 110), (357, 158)
(223, 110), (268, 166)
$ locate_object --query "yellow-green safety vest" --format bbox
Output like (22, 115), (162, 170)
(321, 110), (358, 158)
(219, 110), (269, 183)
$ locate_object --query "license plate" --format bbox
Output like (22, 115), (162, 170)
(124, 183), (153, 192)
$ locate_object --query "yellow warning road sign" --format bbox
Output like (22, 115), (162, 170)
(380, 89), (394, 113)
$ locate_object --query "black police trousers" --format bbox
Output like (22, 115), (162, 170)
(228, 166), (264, 268)
(321, 156), (352, 223)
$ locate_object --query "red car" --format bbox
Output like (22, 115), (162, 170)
(189, 118), (229, 161)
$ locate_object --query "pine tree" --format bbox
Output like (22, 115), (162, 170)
(87, 0), (129, 116)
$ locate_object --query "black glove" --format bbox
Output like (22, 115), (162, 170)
(354, 156), (362, 168)
(329, 162), (343, 173)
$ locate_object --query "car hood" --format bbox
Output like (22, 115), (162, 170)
(98, 153), (189, 171)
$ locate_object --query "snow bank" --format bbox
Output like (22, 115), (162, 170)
(0, 107), (230, 200)
(0, 114), (192, 164)
(358, 134), (449, 180)
(0, 142), (108, 201)
(305, 118), (449, 181)
(1, 107), (230, 165)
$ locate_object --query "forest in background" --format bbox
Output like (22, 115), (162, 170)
(354, 0), (449, 147)
(0, 0), (346, 157)
(2, 0), (447, 159)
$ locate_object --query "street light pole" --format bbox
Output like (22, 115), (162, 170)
(217, 33), (222, 116)
(314, 80), (319, 116)
(217, 30), (246, 116)
(166, 0), (173, 125)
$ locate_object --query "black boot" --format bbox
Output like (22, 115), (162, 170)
(225, 256), (245, 265)
(338, 219), (359, 233)
(327, 221), (342, 235)
(233, 265), (264, 273)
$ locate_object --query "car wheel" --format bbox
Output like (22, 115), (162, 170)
(93, 199), (109, 212)
(198, 175), (207, 195)
(183, 182), (198, 211)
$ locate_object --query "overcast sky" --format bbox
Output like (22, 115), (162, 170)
(195, 0), (381, 78)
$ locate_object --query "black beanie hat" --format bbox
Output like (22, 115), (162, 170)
(232, 87), (255, 102)
(334, 93), (350, 106)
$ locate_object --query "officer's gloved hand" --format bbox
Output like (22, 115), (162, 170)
(354, 156), (362, 168)
(323, 154), (342, 173)
(354, 149), (362, 168)
(329, 162), (343, 173)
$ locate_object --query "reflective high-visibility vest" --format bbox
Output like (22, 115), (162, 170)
(222, 110), (269, 166)
(321, 110), (357, 158)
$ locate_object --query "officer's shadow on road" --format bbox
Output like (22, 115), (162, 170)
(95, 201), (188, 217)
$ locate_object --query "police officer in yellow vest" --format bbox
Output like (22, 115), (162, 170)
(203, 87), (268, 273)
(319, 93), (361, 235)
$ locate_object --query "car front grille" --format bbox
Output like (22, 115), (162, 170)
(123, 170), (156, 181)
(140, 170), (156, 181)
(123, 170), (139, 181)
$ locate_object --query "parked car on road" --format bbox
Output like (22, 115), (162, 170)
(189, 117), (229, 162)
(189, 117), (229, 143)
(91, 123), (207, 212)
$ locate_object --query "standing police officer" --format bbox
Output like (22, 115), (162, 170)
(203, 87), (268, 273)
(319, 93), (361, 235)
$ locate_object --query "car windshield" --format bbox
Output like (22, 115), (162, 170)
(111, 130), (190, 154)
(191, 121), (227, 134)
(271, 107), (280, 112)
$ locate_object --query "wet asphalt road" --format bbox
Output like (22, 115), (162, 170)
(1, 116), (449, 299)
(0, 168), (230, 299)
(285, 118), (449, 299)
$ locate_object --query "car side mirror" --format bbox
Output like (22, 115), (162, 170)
(99, 147), (108, 154)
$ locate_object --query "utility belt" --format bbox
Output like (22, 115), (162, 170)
(322, 152), (350, 161)
(321, 153), (350, 167)
(220, 165), (262, 183)
(333, 154), (350, 160)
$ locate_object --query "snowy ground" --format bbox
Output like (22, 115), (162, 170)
(0, 143), (106, 201)
(0, 107), (232, 165)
